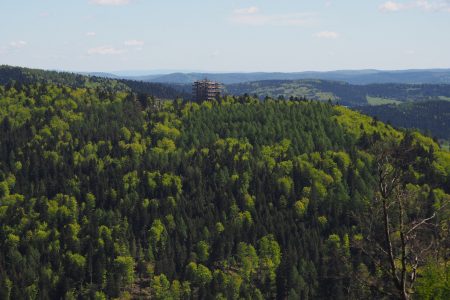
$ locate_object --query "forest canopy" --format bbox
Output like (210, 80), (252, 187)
(0, 80), (449, 299)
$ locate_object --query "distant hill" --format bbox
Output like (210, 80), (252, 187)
(0, 65), (128, 90)
(358, 101), (450, 140)
(80, 72), (120, 79)
(225, 79), (450, 106)
(126, 69), (450, 85)
(0, 65), (187, 99)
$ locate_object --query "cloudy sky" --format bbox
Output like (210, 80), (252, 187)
(1, 0), (450, 72)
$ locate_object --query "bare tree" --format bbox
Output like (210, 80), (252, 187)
(354, 140), (448, 299)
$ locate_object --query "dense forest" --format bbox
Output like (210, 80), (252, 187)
(359, 101), (450, 140)
(0, 65), (186, 100)
(0, 76), (449, 299)
(225, 79), (450, 106)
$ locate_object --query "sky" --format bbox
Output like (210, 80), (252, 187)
(1, 0), (450, 73)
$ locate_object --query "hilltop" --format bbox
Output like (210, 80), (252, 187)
(2, 65), (450, 142)
(0, 78), (449, 299)
(0, 65), (188, 100)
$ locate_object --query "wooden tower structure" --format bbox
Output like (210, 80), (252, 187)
(192, 79), (222, 102)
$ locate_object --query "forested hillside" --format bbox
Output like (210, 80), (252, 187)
(0, 65), (186, 100)
(0, 83), (449, 299)
(119, 79), (190, 100)
(226, 80), (364, 106)
(225, 79), (450, 106)
(359, 101), (450, 140)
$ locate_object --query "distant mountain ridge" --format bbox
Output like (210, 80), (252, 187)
(80, 72), (120, 79)
(224, 79), (450, 106)
(122, 69), (450, 85)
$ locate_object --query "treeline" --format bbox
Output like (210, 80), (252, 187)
(118, 79), (190, 100)
(0, 83), (449, 299)
(359, 100), (450, 140)
(225, 79), (450, 106)
(0, 65), (184, 100)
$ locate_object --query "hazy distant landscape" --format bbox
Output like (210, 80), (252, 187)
(111, 69), (450, 85)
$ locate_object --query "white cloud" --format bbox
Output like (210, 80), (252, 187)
(87, 46), (124, 55)
(90, 0), (131, 6)
(416, 0), (450, 12)
(234, 6), (259, 15)
(86, 32), (96, 37)
(379, 1), (450, 12)
(9, 41), (27, 48)
(124, 39), (144, 46)
(231, 8), (315, 26)
(315, 31), (340, 39)
(379, 1), (408, 12)
(416, 0), (433, 10)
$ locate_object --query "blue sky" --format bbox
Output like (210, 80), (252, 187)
(1, 0), (450, 72)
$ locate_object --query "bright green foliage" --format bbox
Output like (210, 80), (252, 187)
(94, 291), (107, 300)
(243, 193), (255, 209)
(161, 173), (182, 195)
(318, 216), (328, 226)
(0, 276), (12, 300)
(186, 262), (213, 286)
(327, 234), (341, 249)
(66, 252), (86, 281)
(333, 105), (402, 139)
(149, 219), (167, 256)
(277, 176), (293, 196)
(145, 171), (160, 190)
(0, 181), (9, 197)
(151, 274), (191, 299)
(114, 256), (135, 288)
(236, 242), (259, 281)
(123, 171), (139, 191)
(215, 222), (225, 234)
(152, 122), (181, 140)
(196, 241), (210, 262)
(0, 80), (448, 299)
(294, 198), (309, 218)
(416, 263), (450, 300)
(121, 126), (132, 142)
(342, 234), (350, 257)
(258, 235), (281, 268)
(261, 139), (291, 170)
(150, 274), (171, 299)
